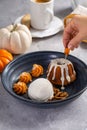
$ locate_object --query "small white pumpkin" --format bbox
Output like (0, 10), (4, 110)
(0, 23), (32, 54)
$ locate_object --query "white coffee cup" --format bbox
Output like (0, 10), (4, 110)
(30, 0), (54, 30)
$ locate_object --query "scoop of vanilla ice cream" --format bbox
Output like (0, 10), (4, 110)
(28, 78), (54, 102)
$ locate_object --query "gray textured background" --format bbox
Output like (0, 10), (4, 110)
(0, 0), (87, 130)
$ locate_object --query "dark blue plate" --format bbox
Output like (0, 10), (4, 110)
(1, 51), (87, 108)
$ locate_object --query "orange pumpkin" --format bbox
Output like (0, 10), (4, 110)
(0, 49), (13, 72)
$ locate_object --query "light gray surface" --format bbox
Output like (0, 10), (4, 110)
(0, 0), (87, 130)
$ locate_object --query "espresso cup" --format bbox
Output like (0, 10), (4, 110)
(30, 0), (54, 30)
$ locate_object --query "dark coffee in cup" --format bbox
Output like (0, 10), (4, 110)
(35, 0), (50, 3)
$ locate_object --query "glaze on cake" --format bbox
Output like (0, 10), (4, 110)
(47, 58), (76, 88)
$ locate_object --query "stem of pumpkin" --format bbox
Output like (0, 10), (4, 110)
(11, 24), (17, 32)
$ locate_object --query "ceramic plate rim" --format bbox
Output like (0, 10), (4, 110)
(14, 15), (63, 38)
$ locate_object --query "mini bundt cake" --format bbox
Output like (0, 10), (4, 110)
(19, 72), (32, 83)
(31, 64), (44, 77)
(47, 58), (76, 86)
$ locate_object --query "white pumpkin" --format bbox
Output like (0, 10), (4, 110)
(0, 23), (32, 54)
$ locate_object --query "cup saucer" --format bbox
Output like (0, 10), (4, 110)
(15, 15), (63, 38)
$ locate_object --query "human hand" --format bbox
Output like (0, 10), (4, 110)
(63, 15), (87, 50)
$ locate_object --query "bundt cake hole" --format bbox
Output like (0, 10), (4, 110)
(57, 61), (65, 65)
